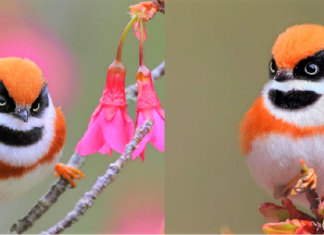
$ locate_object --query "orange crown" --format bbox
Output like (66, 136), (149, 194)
(272, 24), (324, 69)
(0, 57), (46, 106)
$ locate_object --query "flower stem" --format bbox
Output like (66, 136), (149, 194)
(139, 19), (145, 66)
(116, 15), (138, 62)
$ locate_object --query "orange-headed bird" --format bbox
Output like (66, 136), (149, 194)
(0, 57), (84, 203)
(240, 24), (324, 207)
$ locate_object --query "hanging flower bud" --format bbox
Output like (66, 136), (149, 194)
(76, 60), (134, 156)
(132, 65), (164, 161)
(75, 16), (137, 157)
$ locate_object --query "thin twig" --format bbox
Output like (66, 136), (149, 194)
(126, 60), (165, 104)
(306, 189), (323, 222)
(9, 153), (85, 234)
(41, 120), (154, 234)
(8, 61), (164, 234)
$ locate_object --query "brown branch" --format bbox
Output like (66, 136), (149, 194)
(9, 153), (85, 234)
(156, 0), (165, 14)
(306, 189), (323, 222)
(41, 120), (154, 234)
(9, 61), (164, 234)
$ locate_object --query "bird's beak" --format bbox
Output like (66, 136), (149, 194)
(274, 69), (294, 82)
(13, 107), (28, 122)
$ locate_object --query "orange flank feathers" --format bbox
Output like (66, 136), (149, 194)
(240, 96), (324, 155)
(0, 108), (66, 179)
(0, 57), (46, 105)
(272, 24), (324, 69)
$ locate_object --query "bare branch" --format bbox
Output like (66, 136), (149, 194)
(306, 189), (323, 222)
(9, 60), (164, 234)
(156, 0), (165, 14)
(9, 153), (85, 234)
(41, 120), (154, 234)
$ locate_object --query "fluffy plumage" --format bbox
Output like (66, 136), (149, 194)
(240, 24), (324, 207)
(240, 93), (324, 155)
(272, 24), (324, 69)
(0, 57), (45, 105)
(0, 57), (66, 203)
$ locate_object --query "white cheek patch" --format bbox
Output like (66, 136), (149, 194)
(262, 79), (324, 94)
(262, 80), (324, 127)
(0, 113), (45, 131)
(0, 98), (57, 166)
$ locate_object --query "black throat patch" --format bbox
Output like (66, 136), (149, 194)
(268, 89), (321, 110)
(0, 125), (43, 146)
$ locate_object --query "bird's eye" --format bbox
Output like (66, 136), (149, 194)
(304, 63), (319, 75)
(270, 61), (277, 74)
(0, 96), (7, 106)
(32, 103), (40, 112)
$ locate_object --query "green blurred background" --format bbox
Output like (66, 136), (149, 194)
(166, 0), (324, 234)
(0, 0), (164, 234)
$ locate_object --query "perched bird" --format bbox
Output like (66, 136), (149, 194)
(240, 24), (324, 207)
(0, 57), (84, 203)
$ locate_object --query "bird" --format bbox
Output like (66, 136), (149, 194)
(240, 24), (324, 208)
(0, 57), (84, 204)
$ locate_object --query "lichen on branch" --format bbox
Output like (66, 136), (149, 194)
(41, 120), (154, 234)
(8, 61), (165, 235)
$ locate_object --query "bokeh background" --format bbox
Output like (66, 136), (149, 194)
(166, 0), (324, 234)
(0, 0), (164, 234)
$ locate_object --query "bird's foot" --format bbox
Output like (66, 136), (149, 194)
(274, 174), (300, 199)
(54, 163), (85, 187)
(291, 168), (317, 196)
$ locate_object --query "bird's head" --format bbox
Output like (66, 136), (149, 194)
(270, 24), (324, 82)
(262, 24), (324, 113)
(0, 57), (48, 123)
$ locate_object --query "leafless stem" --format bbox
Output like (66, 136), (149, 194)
(41, 120), (154, 234)
(306, 189), (323, 222)
(155, 0), (165, 14)
(9, 153), (85, 234)
(8, 61), (164, 234)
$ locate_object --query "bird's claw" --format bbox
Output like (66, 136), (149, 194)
(291, 168), (317, 196)
(54, 163), (85, 187)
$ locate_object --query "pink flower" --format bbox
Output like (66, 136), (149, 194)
(159, 219), (165, 234)
(132, 65), (165, 161)
(76, 60), (134, 156)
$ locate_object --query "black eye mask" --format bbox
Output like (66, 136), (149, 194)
(269, 50), (324, 82)
(0, 81), (15, 114)
(30, 84), (49, 118)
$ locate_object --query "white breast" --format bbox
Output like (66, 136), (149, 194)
(246, 134), (324, 208)
(245, 79), (324, 208)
